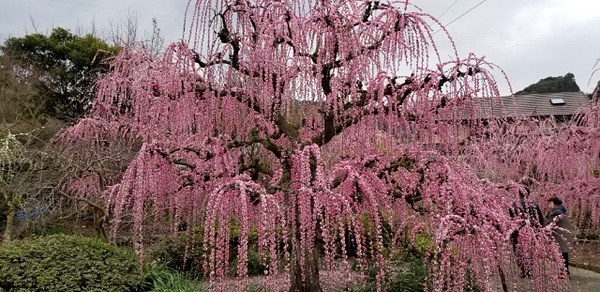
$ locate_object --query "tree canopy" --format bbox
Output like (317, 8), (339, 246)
(515, 73), (581, 95)
(52, 1), (583, 291)
(1, 27), (119, 120)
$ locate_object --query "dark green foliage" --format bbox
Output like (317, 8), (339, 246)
(0, 234), (142, 291)
(515, 73), (581, 95)
(227, 220), (267, 276)
(1, 27), (119, 120)
(228, 248), (268, 277)
(347, 254), (480, 292)
(149, 224), (268, 278)
(148, 228), (205, 275)
(386, 256), (428, 292)
(347, 255), (427, 292)
(463, 269), (483, 292)
(0, 199), (7, 232)
(139, 263), (204, 292)
(30, 224), (65, 237)
(344, 214), (394, 259)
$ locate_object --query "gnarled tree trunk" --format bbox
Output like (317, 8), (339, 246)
(289, 210), (322, 292)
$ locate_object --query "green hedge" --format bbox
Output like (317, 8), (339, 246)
(0, 234), (142, 291)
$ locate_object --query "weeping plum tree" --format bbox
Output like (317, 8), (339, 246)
(466, 104), (600, 233)
(57, 0), (569, 291)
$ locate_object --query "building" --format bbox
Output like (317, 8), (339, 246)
(477, 91), (591, 123)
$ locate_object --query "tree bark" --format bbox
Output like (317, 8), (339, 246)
(2, 197), (16, 244)
(282, 155), (323, 292)
(289, 224), (323, 292)
(498, 266), (508, 292)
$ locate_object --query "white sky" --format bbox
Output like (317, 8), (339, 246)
(1, 0), (600, 95)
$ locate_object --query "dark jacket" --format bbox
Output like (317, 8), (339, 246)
(546, 205), (575, 253)
(509, 197), (544, 228)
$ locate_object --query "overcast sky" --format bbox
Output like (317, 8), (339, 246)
(1, 0), (599, 95)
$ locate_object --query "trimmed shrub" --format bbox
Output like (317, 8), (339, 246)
(0, 234), (142, 291)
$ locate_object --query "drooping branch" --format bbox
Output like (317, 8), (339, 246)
(191, 1), (413, 147)
(312, 66), (481, 146)
(239, 162), (274, 181)
(56, 189), (106, 219)
(55, 189), (108, 239)
(227, 132), (283, 159)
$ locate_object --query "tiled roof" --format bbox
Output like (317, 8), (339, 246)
(474, 91), (591, 119)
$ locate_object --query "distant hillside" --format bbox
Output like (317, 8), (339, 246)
(516, 73), (581, 95)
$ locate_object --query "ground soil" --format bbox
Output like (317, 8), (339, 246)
(572, 240), (600, 272)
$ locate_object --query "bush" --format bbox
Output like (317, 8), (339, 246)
(386, 255), (427, 292)
(347, 252), (484, 292)
(228, 248), (268, 277)
(148, 228), (205, 275)
(348, 253), (427, 292)
(31, 224), (65, 237)
(0, 234), (142, 291)
(140, 263), (204, 292)
(149, 223), (265, 277)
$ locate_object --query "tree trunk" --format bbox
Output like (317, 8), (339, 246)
(288, 190), (322, 292)
(289, 231), (323, 292)
(283, 156), (323, 292)
(2, 198), (16, 244)
(498, 266), (508, 292)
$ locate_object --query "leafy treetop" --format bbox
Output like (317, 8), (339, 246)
(1, 27), (119, 120)
(515, 73), (581, 95)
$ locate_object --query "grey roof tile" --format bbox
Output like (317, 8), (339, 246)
(474, 92), (591, 119)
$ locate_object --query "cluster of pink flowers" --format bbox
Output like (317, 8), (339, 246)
(51, 0), (599, 291)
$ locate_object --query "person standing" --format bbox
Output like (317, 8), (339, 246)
(509, 185), (544, 278)
(546, 197), (575, 277)
(509, 186), (544, 227)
